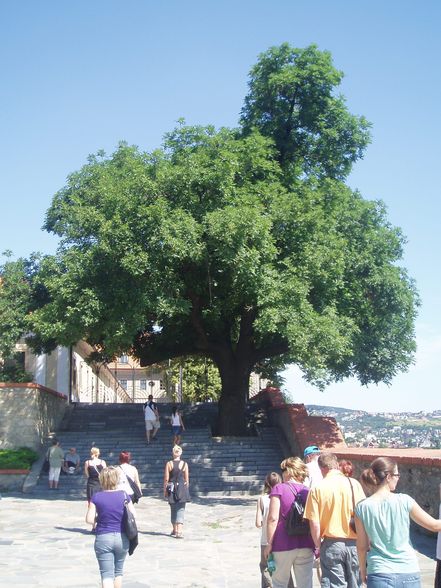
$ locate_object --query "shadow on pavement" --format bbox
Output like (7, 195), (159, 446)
(54, 526), (92, 535)
(139, 530), (173, 538)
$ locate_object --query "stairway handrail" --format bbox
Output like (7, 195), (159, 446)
(100, 363), (134, 403)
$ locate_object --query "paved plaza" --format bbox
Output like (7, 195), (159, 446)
(0, 492), (438, 587)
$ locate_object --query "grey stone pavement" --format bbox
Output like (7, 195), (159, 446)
(0, 492), (437, 588)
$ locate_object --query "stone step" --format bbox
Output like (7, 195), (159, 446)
(33, 401), (284, 499)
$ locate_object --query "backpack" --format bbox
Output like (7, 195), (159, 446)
(283, 483), (311, 536)
(168, 460), (190, 503)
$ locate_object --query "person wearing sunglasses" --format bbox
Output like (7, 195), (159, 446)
(355, 457), (441, 588)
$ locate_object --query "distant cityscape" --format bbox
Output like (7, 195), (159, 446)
(306, 405), (441, 449)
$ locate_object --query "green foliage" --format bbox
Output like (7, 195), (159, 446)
(0, 257), (32, 358)
(0, 44), (419, 433)
(0, 447), (39, 469)
(165, 356), (221, 402)
(29, 128), (417, 388)
(0, 252), (51, 358)
(0, 364), (33, 383)
(240, 43), (371, 180)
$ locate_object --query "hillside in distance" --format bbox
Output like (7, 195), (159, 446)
(306, 405), (441, 449)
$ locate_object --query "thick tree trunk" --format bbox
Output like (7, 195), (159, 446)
(215, 355), (251, 436)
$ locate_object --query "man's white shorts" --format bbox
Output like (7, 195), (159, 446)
(145, 419), (160, 431)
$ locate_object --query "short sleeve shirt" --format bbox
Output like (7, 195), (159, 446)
(64, 452), (80, 465)
(355, 493), (418, 573)
(144, 401), (157, 420)
(269, 482), (314, 552)
(304, 470), (365, 539)
(48, 446), (65, 468)
(91, 490), (130, 535)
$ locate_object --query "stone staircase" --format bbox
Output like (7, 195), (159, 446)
(31, 402), (285, 500)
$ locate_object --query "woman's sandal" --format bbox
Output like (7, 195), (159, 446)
(175, 533), (183, 539)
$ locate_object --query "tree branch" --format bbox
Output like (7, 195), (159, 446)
(253, 339), (289, 364)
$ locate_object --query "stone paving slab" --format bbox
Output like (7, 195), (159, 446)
(0, 493), (437, 587)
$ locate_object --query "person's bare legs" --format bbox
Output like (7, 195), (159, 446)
(101, 575), (123, 588)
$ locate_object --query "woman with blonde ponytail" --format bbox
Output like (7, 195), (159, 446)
(355, 457), (441, 588)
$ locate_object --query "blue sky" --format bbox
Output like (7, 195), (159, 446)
(1, 1), (440, 412)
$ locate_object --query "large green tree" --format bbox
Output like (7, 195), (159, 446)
(1, 44), (418, 434)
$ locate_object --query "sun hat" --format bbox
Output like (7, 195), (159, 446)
(303, 445), (320, 458)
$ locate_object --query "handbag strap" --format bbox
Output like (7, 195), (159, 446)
(348, 477), (356, 512)
(281, 482), (299, 521)
(285, 481), (299, 499)
(119, 464), (128, 481)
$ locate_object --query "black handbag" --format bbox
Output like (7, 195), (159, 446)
(283, 483), (311, 537)
(127, 475), (142, 503)
(119, 466), (143, 503)
(42, 449), (50, 473)
(123, 498), (138, 540)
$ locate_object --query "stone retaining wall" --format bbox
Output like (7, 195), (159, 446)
(333, 447), (441, 519)
(0, 383), (68, 451)
(0, 470), (30, 491)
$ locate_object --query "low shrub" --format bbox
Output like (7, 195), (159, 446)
(0, 447), (39, 469)
(0, 365), (33, 383)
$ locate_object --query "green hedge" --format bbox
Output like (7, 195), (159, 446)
(0, 365), (33, 383)
(0, 447), (39, 469)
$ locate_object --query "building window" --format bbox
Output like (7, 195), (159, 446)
(140, 379), (147, 391)
(119, 355), (129, 364)
(16, 352), (26, 369)
(159, 379), (165, 391)
(120, 379), (128, 389)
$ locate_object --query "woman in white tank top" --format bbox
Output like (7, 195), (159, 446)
(256, 472), (282, 588)
(170, 406), (185, 445)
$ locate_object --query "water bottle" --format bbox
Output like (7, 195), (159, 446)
(267, 553), (276, 575)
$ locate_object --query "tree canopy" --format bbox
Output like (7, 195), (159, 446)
(240, 43), (371, 180)
(0, 44), (418, 435)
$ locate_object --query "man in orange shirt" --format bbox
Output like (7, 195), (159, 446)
(304, 452), (365, 588)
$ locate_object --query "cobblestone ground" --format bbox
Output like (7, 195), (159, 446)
(0, 494), (437, 587)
